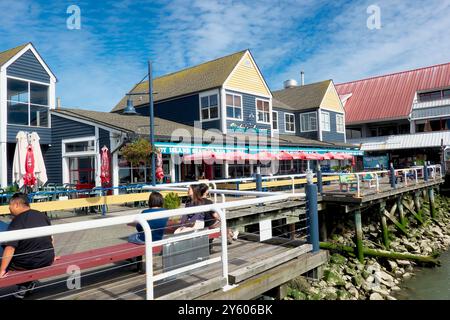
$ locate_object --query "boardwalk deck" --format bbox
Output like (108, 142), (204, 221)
(28, 240), (315, 300)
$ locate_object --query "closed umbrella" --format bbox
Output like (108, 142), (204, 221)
(12, 131), (47, 189)
(100, 146), (111, 185)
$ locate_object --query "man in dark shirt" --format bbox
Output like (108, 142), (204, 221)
(0, 193), (55, 298)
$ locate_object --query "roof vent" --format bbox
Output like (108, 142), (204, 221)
(283, 79), (298, 89)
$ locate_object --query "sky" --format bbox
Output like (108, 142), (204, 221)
(0, 0), (449, 112)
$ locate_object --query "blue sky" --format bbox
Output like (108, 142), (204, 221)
(1, 0), (449, 111)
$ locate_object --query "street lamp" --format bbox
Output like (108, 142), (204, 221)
(123, 61), (156, 186)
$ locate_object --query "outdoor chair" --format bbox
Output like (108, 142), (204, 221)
(339, 174), (358, 192)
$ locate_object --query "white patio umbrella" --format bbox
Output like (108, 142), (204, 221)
(12, 131), (47, 188)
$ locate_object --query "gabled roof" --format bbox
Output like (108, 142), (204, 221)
(272, 80), (332, 111)
(0, 43), (29, 67)
(112, 50), (248, 113)
(53, 108), (203, 138)
(336, 62), (450, 125)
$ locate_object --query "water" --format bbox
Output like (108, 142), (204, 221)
(395, 249), (450, 300)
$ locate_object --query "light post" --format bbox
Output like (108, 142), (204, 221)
(123, 60), (156, 186)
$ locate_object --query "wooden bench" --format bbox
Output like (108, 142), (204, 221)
(0, 232), (220, 289)
(362, 173), (377, 188)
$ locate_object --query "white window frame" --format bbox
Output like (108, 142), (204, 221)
(336, 114), (345, 133)
(300, 111), (318, 132)
(199, 90), (220, 122)
(272, 110), (279, 131)
(256, 98), (270, 124)
(321, 110), (330, 132)
(284, 112), (296, 133)
(225, 93), (243, 120)
(6, 76), (50, 128)
(62, 136), (97, 157)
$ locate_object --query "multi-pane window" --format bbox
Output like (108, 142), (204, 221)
(419, 89), (450, 102)
(336, 114), (345, 133)
(200, 94), (219, 120)
(7, 78), (49, 127)
(285, 113), (295, 132)
(321, 111), (330, 131)
(256, 99), (270, 123)
(272, 111), (278, 131)
(300, 112), (317, 132)
(226, 93), (242, 119)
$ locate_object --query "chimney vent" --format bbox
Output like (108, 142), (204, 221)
(300, 70), (305, 86)
(57, 97), (61, 109)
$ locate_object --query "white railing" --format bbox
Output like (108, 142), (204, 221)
(0, 189), (304, 300)
(412, 98), (450, 110)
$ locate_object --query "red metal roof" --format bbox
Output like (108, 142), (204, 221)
(336, 62), (450, 124)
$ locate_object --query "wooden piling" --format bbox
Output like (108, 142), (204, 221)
(354, 209), (364, 263)
(414, 191), (423, 220)
(380, 202), (389, 249)
(397, 196), (406, 227)
(428, 187), (436, 219)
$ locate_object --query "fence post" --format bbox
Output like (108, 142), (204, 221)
(256, 165), (262, 192)
(316, 164), (323, 195)
(390, 163), (396, 189)
(305, 171), (319, 253)
(424, 163), (429, 181)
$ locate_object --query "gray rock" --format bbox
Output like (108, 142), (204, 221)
(392, 286), (401, 291)
(387, 295), (397, 300)
(366, 275), (375, 284)
(369, 292), (384, 300)
(387, 260), (398, 271)
(371, 286), (390, 297)
(397, 260), (411, 266)
(345, 282), (353, 290)
(348, 287), (359, 299)
(403, 272), (413, 280)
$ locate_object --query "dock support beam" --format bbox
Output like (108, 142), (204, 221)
(380, 202), (389, 249)
(354, 209), (364, 263)
(397, 196), (406, 227)
(316, 164), (323, 195)
(428, 187), (436, 219)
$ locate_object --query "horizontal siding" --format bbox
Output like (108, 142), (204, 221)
(411, 105), (450, 119)
(99, 128), (110, 150)
(7, 125), (51, 144)
(321, 110), (346, 143)
(45, 115), (96, 184)
(136, 94), (200, 126)
(273, 108), (296, 135)
(226, 91), (271, 135)
(224, 52), (270, 97)
(320, 84), (344, 113)
(6, 49), (50, 83)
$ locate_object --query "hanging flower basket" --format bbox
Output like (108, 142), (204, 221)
(120, 138), (160, 166)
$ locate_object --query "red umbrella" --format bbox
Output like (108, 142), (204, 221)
(276, 151), (294, 160)
(305, 152), (324, 160)
(323, 152), (335, 160)
(224, 151), (249, 161)
(100, 146), (110, 185)
(291, 152), (307, 160)
(183, 151), (217, 162)
(23, 145), (36, 187)
(257, 151), (277, 161)
(335, 152), (353, 160)
(331, 153), (346, 160)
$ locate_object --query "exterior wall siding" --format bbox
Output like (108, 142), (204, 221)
(273, 108), (295, 135)
(99, 128), (111, 150)
(226, 90), (271, 135)
(135, 94), (200, 126)
(320, 84), (344, 113)
(7, 125), (51, 144)
(321, 110), (345, 143)
(411, 105), (450, 120)
(45, 115), (96, 184)
(6, 49), (50, 83)
(224, 52), (271, 97)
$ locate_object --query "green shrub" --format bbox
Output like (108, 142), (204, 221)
(164, 192), (181, 210)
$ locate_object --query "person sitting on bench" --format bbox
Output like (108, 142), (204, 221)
(0, 193), (55, 299)
(128, 192), (168, 244)
(175, 185), (205, 234)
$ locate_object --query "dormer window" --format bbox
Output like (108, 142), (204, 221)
(7, 78), (49, 127)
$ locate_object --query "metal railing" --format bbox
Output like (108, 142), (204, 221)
(0, 189), (304, 300)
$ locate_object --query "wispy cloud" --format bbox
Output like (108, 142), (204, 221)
(0, 0), (449, 111)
